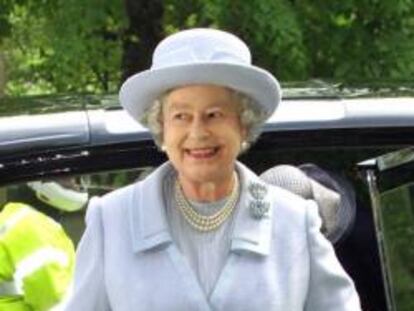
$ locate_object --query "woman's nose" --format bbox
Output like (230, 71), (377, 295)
(188, 117), (209, 140)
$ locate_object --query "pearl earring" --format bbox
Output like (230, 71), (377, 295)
(241, 141), (249, 151)
(161, 145), (167, 152)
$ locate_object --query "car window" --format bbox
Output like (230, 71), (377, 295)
(375, 182), (414, 311)
(0, 166), (156, 244)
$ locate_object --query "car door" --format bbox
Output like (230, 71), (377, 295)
(359, 147), (414, 311)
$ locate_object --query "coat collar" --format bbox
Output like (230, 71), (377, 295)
(129, 162), (173, 253)
(129, 161), (273, 256)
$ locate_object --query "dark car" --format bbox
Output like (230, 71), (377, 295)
(1, 83), (414, 311)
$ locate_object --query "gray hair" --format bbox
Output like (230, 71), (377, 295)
(139, 88), (267, 152)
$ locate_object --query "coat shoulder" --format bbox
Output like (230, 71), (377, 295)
(85, 182), (139, 227)
(268, 184), (309, 217)
(267, 184), (312, 237)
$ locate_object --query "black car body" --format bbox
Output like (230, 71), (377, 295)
(1, 84), (414, 311)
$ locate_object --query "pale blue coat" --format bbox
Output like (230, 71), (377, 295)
(63, 162), (361, 311)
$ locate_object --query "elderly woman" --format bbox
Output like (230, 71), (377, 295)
(64, 28), (361, 311)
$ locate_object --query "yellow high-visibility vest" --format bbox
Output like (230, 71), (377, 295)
(0, 202), (75, 311)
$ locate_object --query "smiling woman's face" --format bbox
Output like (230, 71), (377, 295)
(162, 84), (246, 185)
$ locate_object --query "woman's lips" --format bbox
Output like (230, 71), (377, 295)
(185, 147), (220, 159)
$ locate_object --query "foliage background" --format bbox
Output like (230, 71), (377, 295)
(0, 0), (414, 95)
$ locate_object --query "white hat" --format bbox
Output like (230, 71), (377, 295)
(119, 28), (281, 125)
(27, 181), (88, 212)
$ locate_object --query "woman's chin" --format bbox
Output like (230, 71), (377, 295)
(180, 165), (231, 185)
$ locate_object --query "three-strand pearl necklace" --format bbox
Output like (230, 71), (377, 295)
(174, 173), (240, 232)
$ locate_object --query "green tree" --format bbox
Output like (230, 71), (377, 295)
(209, 0), (309, 80)
(2, 0), (414, 96)
(164, 0), (309, 80)
(45, 0), (126, 92)
(3, 0), (126, 95)
(0, 0), (17, 96)
(296, 0), (414, 80)
(121, 0), (164, 82)
(0, 53), (5, 96)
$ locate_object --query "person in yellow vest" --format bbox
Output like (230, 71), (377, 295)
(0, 178), (88, 311)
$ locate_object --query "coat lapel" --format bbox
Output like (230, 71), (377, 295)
(128, 162), (213, 310)
(128, 162), (173, 253)
(230, 161), (273, 256)
(210, 162), (274, 308)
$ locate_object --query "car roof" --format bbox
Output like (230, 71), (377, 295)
(267, 97), (414, 130)
(2, 96), (414, 157)
(2, 83), (414, 158)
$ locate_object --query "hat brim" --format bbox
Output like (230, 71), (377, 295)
(119, 62), (281, 125)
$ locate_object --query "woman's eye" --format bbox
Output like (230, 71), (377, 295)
(172, 113), (188, 121)
(207, 111), (223, 119)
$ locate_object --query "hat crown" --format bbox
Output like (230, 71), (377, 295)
(152, 28), (252, 69)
